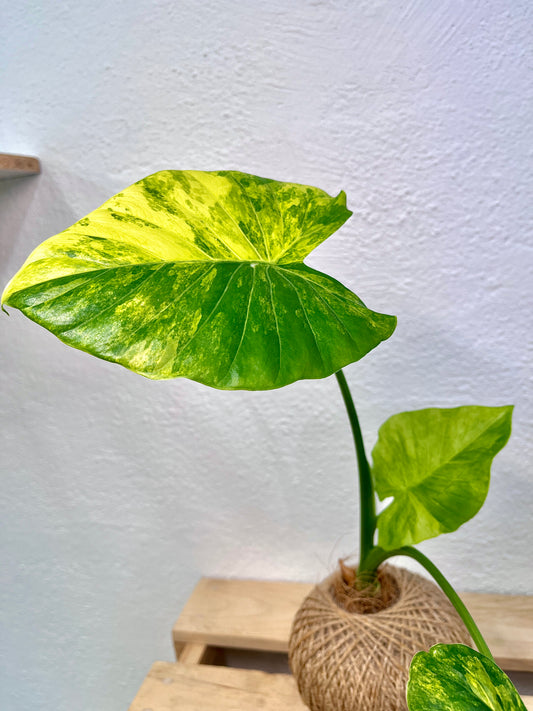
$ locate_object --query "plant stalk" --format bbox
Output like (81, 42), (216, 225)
(334, 371), (492, 658)
(360, 545), (493, 659)
(335, 370), (376, 577)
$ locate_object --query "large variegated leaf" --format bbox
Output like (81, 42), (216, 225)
(2, 170), (396, 389)
(372, 405), (513, 549)
(407, 644), (527, 710)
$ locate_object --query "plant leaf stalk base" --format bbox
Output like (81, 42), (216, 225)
(335, 368), (492, 660)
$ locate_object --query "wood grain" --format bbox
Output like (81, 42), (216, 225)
(461, 592), (533, 672)
(128, 660), (308, 711)
(175, 642), (211, 665)
(0, 153), (40, 179)
(128, 661), (532, 710)
(173, 578), (312, 653)
(173, 577), (533, 672)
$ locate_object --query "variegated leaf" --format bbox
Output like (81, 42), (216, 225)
(372, 405), (513, 549)
(407, 644), (527, 710)
(2, 170), (396, 389)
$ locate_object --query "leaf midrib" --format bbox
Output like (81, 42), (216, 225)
(6, 259), (361, 314)
(383, 410), (508, 498)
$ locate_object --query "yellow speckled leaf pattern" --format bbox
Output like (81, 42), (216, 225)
(2, 170), (396, 389)
(407, 644), (527, 710)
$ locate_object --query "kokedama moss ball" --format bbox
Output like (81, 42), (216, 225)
(288, 564), (471, 711)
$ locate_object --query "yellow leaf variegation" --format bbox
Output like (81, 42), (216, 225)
(407, 644), (527, 711)
(2, 170), (396, 389)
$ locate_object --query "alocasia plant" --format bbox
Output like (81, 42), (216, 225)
(2, 170), (522, 706)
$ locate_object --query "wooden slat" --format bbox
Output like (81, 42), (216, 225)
(128, 660), (308, 711)
(173, 578), (312, 653)
(129, 662), (532, 711)
(176, 642), (211, 665)
(0, 153), (40, 179)
(173, 577), (533, 672)
(461, 592), (533, 672)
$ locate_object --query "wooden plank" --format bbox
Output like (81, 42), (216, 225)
(176, 642), (211, 665)
(128, 661), (532, 711)
(129, 662), (532, 711)
(461, 592), (533, 672)
(128, 660), (308, 711)
(173, 578), (312, 653)
(172, 578), (533, 671)
(0, 153), (40, 179)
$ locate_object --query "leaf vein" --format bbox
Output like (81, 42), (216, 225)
(101, 210), (216, 262)
(59, 263), (167, 334)
(192, 174), (263, 260)
(230, 174), (270, 260)
(394, 411), (510, 493)
(265, 266), (282, 386)
(173, 263), (245, 361)
(273, 195), (311, 262)
(124, 265), (215, 342)
(283, 267), (360, 348)
(219, 266), (255, 383)
(275, 270), (325, 370)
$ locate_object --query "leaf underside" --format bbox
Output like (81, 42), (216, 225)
(407, 644), (526, 711)
(2, 170), (396, 390)
(372, 405), (513, 549)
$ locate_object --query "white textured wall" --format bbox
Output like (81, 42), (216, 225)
(1, 1), (531, 709)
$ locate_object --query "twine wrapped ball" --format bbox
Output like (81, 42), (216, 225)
(288, 564), (471, 711)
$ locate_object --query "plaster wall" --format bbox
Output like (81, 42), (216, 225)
(1, 1), (531, 709)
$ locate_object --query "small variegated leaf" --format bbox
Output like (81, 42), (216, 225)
(372, 405), (513, 549)
(2, 170), (396, 389)
(407, 644), (527, 711)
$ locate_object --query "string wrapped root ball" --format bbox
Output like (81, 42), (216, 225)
(288, 564), (471, 711)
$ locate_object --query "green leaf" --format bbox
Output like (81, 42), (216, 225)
(2, 170), (396, 389)
(372, 405), (513, 549)
(407, 644), (527, 710)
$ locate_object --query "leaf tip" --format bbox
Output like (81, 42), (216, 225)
(499, 404), (514, 442)
(386, 313), (398, 337)
(334, 189), (353, 217)
(1, 286), (11, 314)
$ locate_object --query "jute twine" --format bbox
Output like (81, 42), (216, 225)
(288, 564), (471, 711)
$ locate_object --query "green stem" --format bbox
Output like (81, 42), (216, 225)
(333, 371), (491, 657)
(335, 370), (376, 572)
(362, 545), (493, 659)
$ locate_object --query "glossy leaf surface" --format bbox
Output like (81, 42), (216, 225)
(372, 405), (513, 549)
(2, 170), (396, 389)
(407, 644), (526, 710)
